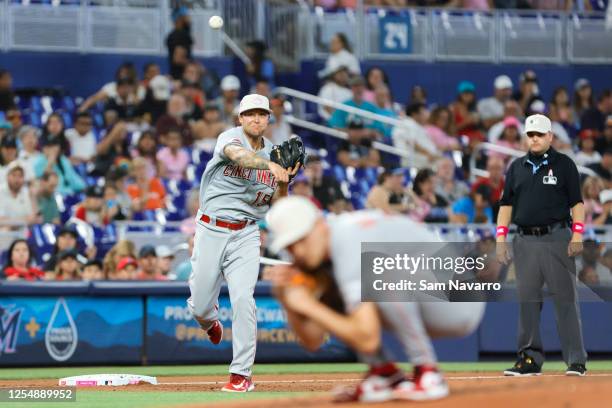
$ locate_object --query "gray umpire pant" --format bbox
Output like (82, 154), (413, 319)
(513, 227), (587, 367)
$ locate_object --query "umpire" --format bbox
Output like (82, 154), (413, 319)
(496, 113), (587, 377)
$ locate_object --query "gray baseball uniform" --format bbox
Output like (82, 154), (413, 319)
(328, 210), (485, 366)
(187, 126), (277, 377)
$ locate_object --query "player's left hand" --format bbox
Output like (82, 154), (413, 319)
(567, 234), (583, 257)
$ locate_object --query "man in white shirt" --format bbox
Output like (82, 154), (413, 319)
(317, 64), (352, 121)
(0, 161), (39, 225)
(65, 112), (96, 165)
(392, 103), (440, 169)
(477, 75), (513, 130)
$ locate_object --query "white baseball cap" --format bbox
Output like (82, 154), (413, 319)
(600, 189), (612, 204)
(266, 196), (321, 254)
(155, 245), (174, 259)
(221, 75), (241, 91)
(524, 114), (552, 134)
(150, 75), (171, 100)
(238, 94), (272, 115)
(494, 75), (513, 90)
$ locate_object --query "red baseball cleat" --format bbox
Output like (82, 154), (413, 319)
(332, 363), (405, 403)
(393, 365), (449, 401)
(206, 320), (223, 345)
(221, 374), (255, 392)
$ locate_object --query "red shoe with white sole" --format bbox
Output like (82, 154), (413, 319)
(332, 362), (406, 403)
(206, 320), (223, 345)
(393, 365), (449, 401)
(221, 374), (255, 392)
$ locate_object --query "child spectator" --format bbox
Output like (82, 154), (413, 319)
(131, 130), (158, 179)
(575, 129), (602, 167)
(102, 182), (129, 222)
(34, 138), (85, 196)
(157, 128), (189, 181)
(2, 239), (43, 281)
(52, 249), (81, 281)
(127, 157), (166, 211)
(109, 256), (138, 280)
(43, 224), (87, 272)
(40, 113), (69, 156)
(73, 185), (106, 225)
(65, 112), (96, 165)
(425, 107), (461, 152)
(82, 259), (105, 281)
(37, 171), (60, 225)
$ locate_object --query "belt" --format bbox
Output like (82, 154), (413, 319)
(200, 214), (254, 231)
(517, 220), (570, 236)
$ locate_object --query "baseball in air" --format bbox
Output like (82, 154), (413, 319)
(208, 15), (224, 30)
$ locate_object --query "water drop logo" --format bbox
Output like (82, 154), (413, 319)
(45, 298), (78, 362)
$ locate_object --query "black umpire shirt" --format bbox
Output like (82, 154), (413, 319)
(499, 147), (582, 227)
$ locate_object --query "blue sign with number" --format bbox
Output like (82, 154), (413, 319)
(379, 15), (412, 54)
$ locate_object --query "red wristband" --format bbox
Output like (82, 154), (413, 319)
(496, 226), (509, 237)
(572, 222), (585, 234)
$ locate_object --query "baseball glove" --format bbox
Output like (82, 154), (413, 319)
(270, 136), (306, 174)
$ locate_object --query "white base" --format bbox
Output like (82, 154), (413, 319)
(58, 374), (158, 387)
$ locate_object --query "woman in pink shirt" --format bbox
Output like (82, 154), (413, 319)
(425, 106), (461, 152)
(156, 128), (189, 181)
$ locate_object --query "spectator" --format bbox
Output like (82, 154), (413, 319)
(215, 75), (241, 126)
(463, 0), (491, 10)
(180, 80), (205, 120)
(582, 176), (606, 225)
(40, 113), (69, 156)
(82, 259), (104, 281)
(131, 130), (158, 179)
(102, 182), (129, 222)
(290, 174), (322, 209)
(587, 146), (612, 183)
(450, 183), (494, 224)
(303, 154), (350, 214)
(472, 156), (505, 218)
(183, 60), (219, 100)
(575, 129), (602, 167)
(34, 138), (85, 196)
(136, 245), (166, 280)
(572, 78), (594, 127)
(0, 162), (39, 226)
(264, 97), (292, 145)
(434, 157), (470, 204)
(156, 93), (193, 146)
(451, 81), (485, 144)
(513, 70), (540, 115)
(109, 256), (138, 280)
(581, 89), (612, 137)
(253, 78), (271, 98)
(43, 224), (87, 272)
(373, 85), (396, 141)
(157, 128), (189, 181)
(104, 78), (139, 121)
(578, 239), (611, 284)
(392, 103), (439, 169)
(91, 122), (131, 177)
(321, 33), (360, 77)
(549, 86), (575, 136)
(17, 126), (42, 179)
(65, 112), (96, 165)
(366, 169), (409, 214)
(180, 188), (199, 235)
(166, 6), (193, 79)
(142, 62), (161, 88)
(73, 185), (106, 226)
(171, 235), (194, 281)
(425, 106), (461, 152)
(5, 108), (22, 134)
(491, 117), (523, 159)
(409, 85), (427, 106)
(156, 245), (175, 279)
(2, 239), (43, 281)
(127, 157), (166, 212)
(245, 40), (275, 88)
(103, 239), (137, 279)
(477, 75), (514, 130)
(0, 135), (33, 187)
(193, 103), (226, 152)
(0, 69), (15, 111)
(140, 74), (172, 125)
(317, 63), (352, 121)
(52, 249), (81, 281)
(411, 168), (450, 223)
(37, 171), (60, 225)
(79, 62), (143, 112)
(598, 189), (612, 225)
(488, 100), (524, 143)
(363, 67), (390, 104)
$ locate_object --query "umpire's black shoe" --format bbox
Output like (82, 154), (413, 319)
(566, 364), (587, 377)
(503, 355), (542, 376)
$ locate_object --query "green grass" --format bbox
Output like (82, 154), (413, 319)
(3, 391), (310, 408)
(2, 361), (612, 381)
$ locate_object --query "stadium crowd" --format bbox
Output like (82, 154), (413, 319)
(0, 19), (611, 283)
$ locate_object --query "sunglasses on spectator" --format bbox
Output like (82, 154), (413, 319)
(526, 132), (547, 138)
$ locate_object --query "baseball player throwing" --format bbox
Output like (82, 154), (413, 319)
(264, 196), (485, 402)
(187, 94), (300, 392)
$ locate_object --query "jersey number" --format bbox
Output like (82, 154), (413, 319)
(253, 191), (272, 207)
